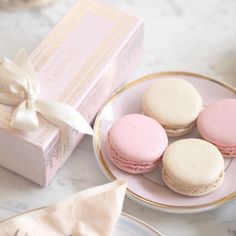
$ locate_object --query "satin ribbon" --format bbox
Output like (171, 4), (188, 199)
(0, 49), (94, 136)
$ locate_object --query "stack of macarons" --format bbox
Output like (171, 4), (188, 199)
(106, 77), (235, 197)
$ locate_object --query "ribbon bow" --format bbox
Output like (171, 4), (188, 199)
(0, 49), (94, 135)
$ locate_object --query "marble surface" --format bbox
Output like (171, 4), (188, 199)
(0, 0), (236, 235)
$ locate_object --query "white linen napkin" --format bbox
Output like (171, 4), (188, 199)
(0, 179), (127, 236)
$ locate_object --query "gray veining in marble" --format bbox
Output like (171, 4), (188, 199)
(0, 0), (236, 235)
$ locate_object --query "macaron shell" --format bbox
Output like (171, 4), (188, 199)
(162, 167), (224, 197)
(162, 139), (224, 186)
(111, 159), (158, 173)
(107, 137), (161, 174)
(107, 133), (160, 166)
(143, 78), (203, 128)
(197, 99), (236, 147)
(109, 114), (168, 162)
(215, 144), (236, 157)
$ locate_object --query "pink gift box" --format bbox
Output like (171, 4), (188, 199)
(0, 0), (143, 186)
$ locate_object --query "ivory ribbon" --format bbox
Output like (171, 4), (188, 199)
(0, 49), (94, 136)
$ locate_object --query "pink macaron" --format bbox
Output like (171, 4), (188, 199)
(197, 99), (236, 157)
(106, 114), (168, 174)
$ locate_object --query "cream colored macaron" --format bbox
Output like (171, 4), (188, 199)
(162, 138), (225, 197)
(143, 78), (203, 137)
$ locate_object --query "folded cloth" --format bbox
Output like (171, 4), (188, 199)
(0, 179), (127, 236)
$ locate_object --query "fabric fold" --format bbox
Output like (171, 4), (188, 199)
(0, 179), (127, 236)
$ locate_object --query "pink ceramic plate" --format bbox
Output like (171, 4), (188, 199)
(93, 72), (236, 213)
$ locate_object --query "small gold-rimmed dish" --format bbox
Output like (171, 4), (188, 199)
(0, 209), (162, 236)
(93, 71), (236, 213)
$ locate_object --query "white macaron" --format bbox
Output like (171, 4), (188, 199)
(162, 138), (225, 196)
(143, 78), (203, 137)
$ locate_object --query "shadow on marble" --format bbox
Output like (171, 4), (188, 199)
(209, 50), (236, 87)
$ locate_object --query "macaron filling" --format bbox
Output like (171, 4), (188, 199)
(163, 121), (196, 136)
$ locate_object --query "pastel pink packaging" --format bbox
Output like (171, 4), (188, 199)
(0, 0), (143, 186)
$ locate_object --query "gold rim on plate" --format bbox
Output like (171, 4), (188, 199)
(93, 71), (236, 212)
(122, 212), (163, 235)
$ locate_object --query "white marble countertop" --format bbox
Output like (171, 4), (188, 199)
(0, 0), (236, 235)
